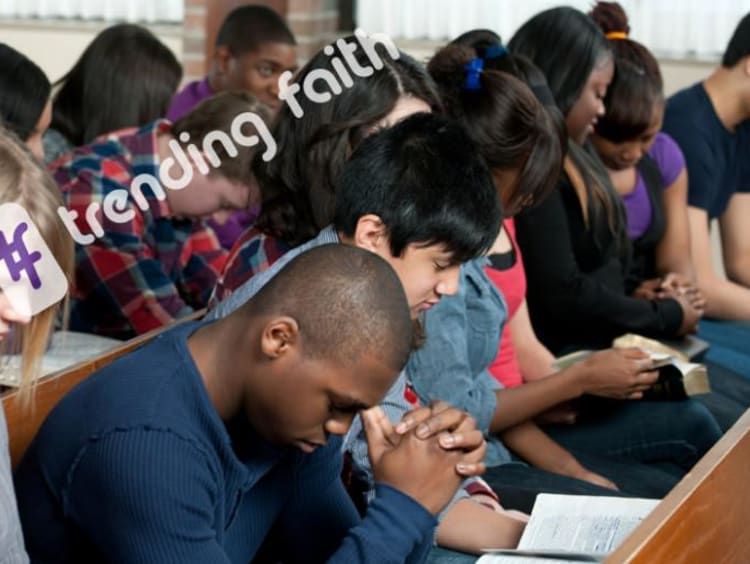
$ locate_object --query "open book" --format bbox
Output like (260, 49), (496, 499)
(0, 331), (122, 387)
(551, 333), (710, 400)
(477, 494), (659, 563)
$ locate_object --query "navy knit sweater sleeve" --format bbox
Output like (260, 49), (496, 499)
(53, 428), (435, 564)
(272, 438), (436, 563)
(62, 429), (230, 564)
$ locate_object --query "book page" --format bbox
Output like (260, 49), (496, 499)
(478, 494), (658, 564)
(671, 359), (710, 395)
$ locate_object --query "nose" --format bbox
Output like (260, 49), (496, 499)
(436, 265), (461, 297)
(324, 413), (357, 437)
(623, 146), (643, 163)
(596, 99), (606, 118)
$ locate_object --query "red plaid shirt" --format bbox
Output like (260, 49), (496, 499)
(52, 120), (227, 339)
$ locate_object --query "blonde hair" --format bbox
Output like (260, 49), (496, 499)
(0, 127), (74, 403)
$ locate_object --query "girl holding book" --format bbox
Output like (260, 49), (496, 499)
(409, 29), (723, 518)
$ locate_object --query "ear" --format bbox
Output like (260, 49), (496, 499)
(214, 46), (233, 77)
(260, 316), (300, 360)
(744, 55), (750, 78)
(353, 214), (389, 253)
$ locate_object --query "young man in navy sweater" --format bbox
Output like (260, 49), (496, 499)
(15, 244), (486, 563)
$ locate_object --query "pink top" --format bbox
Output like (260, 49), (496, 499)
(484, 218), (526, 388)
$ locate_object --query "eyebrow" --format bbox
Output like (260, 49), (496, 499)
(330, 392), (370, 413)
(257, 58), (297, 71)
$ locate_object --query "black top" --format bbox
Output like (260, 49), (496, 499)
(514, 170), (684, 354)
(625, 154), (665, 293)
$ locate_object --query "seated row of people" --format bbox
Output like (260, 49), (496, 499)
(1, 2), (749, 563)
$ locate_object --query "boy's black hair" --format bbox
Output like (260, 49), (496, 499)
(216, 5), (296, 55)
(333, 113), (502, 263)
(723, 12), (750, 68)
(244, 244), (413, 372)
(0, 44), (50, 142)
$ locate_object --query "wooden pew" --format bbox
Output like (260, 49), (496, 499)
(608, 407), (750, 563)
(2, 312), (204, 468)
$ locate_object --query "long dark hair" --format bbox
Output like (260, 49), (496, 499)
(509, 7), (627, 251)
(591, 2), (663, 142)
(253, 37), (442, 246)
(436, 33), (566, 215)
(0, 44), (50, 141)
(51, 24), (182, 146)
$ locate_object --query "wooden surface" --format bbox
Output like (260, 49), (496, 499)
(2, 312), (204, 468)
(608, 407), (750, 563)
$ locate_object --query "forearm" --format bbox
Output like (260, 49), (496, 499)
(489, 370), (582, 432)
(726, 257), (750, 289)
(500, 421), (585, 478)
(436, 499), (526, 554)
(515, 341), (557, 382)
(699, 274), (750, 320)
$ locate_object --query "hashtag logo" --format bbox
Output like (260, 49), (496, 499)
(0, 223), (43, 290)
(0, 203), (68, 317)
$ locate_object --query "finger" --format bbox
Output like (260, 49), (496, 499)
(619, 347), (650, 360)
(632, 357), (657, 372)
(638, 369), (659, 384)
(361, 407), (391, 461)
(439, 428), (484, 450)
(397, 401), (454, 433)
(627, 390), (644, 400)
(456, 461), (486, 477)
(396, 405), (434, 434)
(452, 412), (478, 434)
(415, 407), (468, 439)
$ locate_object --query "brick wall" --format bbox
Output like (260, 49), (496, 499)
(180, 0), (340, 84)
(286, 0), (339, 61)
(182, 0), (208, 83)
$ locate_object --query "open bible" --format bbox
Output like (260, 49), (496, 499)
(478, 494), (659, 563)
(551, 333), (710, 400)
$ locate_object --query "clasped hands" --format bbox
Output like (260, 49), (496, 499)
(361, 401), (486, 515)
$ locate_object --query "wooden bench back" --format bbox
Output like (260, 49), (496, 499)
(2, 312), (204, 467)
(608, 407), (750, 563)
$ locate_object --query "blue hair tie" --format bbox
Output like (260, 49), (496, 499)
(463, 58), (484, 91)
(484, 44), (508, 59)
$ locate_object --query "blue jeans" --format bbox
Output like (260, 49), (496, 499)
(696, 360), (750, 431)
(699, 319), (750, 378)
(428, 547), (477, 564)
(545, 397), (721, 473)
(482, 460), (636, 514)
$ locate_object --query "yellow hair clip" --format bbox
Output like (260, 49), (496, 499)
(605, 31), (628, 40)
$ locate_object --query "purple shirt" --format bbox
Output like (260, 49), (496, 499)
(166, 77), (214, 122)
(166, 77), (258, 249)
(623, 132), (686, 240)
